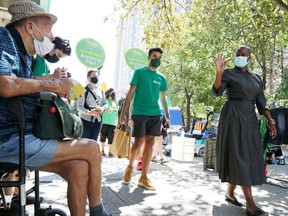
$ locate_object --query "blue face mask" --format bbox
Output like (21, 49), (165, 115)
(235, 56), (248, 68)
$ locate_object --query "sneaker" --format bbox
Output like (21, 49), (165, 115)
(138, 176), (155, 190)
(137, 161), (142, 170)
(122, 165), (133, 184)
(101, 151), (106, 156)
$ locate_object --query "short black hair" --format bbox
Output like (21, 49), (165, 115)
(53, 37), (71, 56)
(148, 47), (163, 57)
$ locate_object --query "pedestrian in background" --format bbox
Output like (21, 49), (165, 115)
(100, 88), (118, 156)
(77, 70), (107, 141)
(151, 115), (169, 164)
(212, 45), (277, 216)
(120, 47), (170, 190)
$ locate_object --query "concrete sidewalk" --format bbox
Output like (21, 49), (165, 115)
(26, 156), (288, 216)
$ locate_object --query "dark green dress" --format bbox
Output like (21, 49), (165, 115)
(212, 67), (268, 186)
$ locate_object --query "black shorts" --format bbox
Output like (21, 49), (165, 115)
(132, 115), (162, 137)
(100, 124), (116, 144)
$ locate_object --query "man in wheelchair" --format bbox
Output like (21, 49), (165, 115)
(0, 1), (110, 216)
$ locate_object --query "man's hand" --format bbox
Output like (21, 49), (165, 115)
(50, 78), (73, 97)
(164, 118), (170, 129)
(53, 67), (68, 79)
(120, 115), (127, 126)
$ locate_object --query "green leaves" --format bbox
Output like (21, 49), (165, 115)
(116, 0), (288, 126)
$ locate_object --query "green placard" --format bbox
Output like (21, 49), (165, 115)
(125, 48), (148, 70)
(76, 38), (105, 69)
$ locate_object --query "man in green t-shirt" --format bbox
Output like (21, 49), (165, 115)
(119, 47), (170, 190)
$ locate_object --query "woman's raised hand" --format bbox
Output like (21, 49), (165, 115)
(214, 53), (227, 74)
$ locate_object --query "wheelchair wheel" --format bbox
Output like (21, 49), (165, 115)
(37, 207), (67, 216)
(46, 208), (67, 216)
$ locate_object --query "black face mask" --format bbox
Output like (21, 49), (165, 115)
(111, 93), (115, 100)
(150, 58), (161, 68)
(90, 77), (98, 84)
(44, 54), (59, 63)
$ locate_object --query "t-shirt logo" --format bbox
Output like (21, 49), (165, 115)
(153, 80), (161, 85)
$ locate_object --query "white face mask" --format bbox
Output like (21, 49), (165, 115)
(32, 23), (54, 55)
(235, 56), (249, 68)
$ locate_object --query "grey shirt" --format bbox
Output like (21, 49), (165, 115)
(77, 85), (107, 122)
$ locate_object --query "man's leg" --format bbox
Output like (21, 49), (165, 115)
(128, 137), (145, 167)
(40, 138), (107, 216)
(42, 160), (89, 215)
(141, 136), (154, 178)
(122, 137), (145, 183)
(137, 135), (156, 190)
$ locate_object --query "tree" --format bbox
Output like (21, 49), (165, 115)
(273, 0), (288, 13)
(116, 0), (288, 124)
(275, 67), (288, 99)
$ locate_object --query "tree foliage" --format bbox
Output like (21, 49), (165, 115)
(275, 67), (288, 99)
(116, 0), (288, 127)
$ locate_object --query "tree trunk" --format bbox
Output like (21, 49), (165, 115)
(273, 0), (288, 13)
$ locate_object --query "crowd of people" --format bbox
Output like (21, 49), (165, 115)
(0, 1), (278, 216)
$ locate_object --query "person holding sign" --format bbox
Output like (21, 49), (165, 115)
(77, 70), (107, 141)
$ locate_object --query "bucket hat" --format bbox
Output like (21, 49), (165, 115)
(6, 0), (57, 27)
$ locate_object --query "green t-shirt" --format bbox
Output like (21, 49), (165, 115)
(130, 67), (168, 116)
(32, 54), (50, 76)
(102, 99), (118, 126)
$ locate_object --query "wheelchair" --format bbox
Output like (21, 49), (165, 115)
(261, 107), (288, 186)
(0, 96), (67, 216)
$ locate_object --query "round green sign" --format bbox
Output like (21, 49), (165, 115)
(76, 38), (105, 69)
(125, 48), (148, 70)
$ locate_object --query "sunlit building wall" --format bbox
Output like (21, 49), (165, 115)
(114, 8), (146, 99)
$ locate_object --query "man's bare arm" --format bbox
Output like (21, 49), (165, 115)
(119, 85), (136, 125)
(0, 76), (72, 98)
